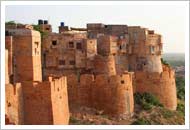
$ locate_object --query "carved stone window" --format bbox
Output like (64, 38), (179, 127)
(69, 41), (74, 48)
(76, 42), (82, 49)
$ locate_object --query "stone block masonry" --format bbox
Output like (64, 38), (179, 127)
(5, 76), (69, 125)
(67, 73), (134, 117)
(5, 21), (178, 125)
(134, 65), (177, 110)
(21, 76), (69, 125)
(5, 83), (24, 125)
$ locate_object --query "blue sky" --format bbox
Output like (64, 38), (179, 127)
(5, 3), (188, 53)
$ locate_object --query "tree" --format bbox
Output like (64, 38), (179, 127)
(161, 58), (170, 66)
(5, 21), (16, 25)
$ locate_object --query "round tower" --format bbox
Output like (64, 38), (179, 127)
(93, 55), (116, 76)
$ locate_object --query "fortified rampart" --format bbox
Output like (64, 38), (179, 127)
(5, 26), (70, 125)
(5, 76), (69, 125)
(5, 83), (24, 125)
(134, 65), (177, 110)
(6, 29), (42, 82)
(5, 49), (9, 84)
(5, 36), (13, 82)
(5, 21), (178, 125)
(67, 73), (134, 117)
(22, 76), (69, 125)
(93, 55), (116, 76)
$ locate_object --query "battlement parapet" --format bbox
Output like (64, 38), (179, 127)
(134, 65), (177, 110)
(5, 83), (24, 125)
(67, 72), (134, 117)
(6, 83), (22, 96)
(7, 76), (70, 125)
(134, 67), (175, 81)
(67, 73), (133, 89)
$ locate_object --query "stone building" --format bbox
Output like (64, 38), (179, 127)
(38, 19), (52, 33)
(85, 23), (176, 110)
(5, 20), (177, 125)
(5, 24), (69, 125)
(127, 26), (163, 73)
(41, 21), (176, 111)
(42, 28), (97, 77)
(5, 26), (42, 82)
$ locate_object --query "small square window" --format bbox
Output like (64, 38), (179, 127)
(69, 60), (75, 65)
(59, 60), (65, 65)
(121, 80), (125, 84)
(52, 40), (57, 46)
(35, 42), (39, 48)
(119, 45), (122, 50)
(69, 42), (74, 48)
(76, 42), (82, 49)
(150, 46), (155, 53)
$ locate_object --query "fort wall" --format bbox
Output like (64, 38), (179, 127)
(67, 73), (134, 117)
(21, 76), (69, 125)
(50, 77), (70, 124)
(5, 49), (9, 84)
(114, 54), (128, 74)
(93, 55), (116, 76)
(7, 29), (42, 82)
(5, 83), (24, 125)
(97, 35), (117, 55)
(128, 55), (163, 73)
(134, 65), (177, 110)
(5, 36), (13, 81)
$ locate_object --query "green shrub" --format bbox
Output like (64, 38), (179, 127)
(134, 92), (163, 110)
(177, 102), (185, 116)
(176, 77), (185, 100)
(142, 102), (153, 110)
(134, 92), (142, 104)
(6, 21), (16, 25)
(161, 58), (170, 66)
(69, 117), (80, 124)
(162, 109), (174, 118)
(32, 24), (48, 39)
(132, 118), (151, 125)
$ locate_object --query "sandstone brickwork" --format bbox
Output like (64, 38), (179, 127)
(5, 36), (13, 82)
(5, 49), (9, 84)
(5, 83), (24, 125)
(6, 28), (42, 82)
(5, 21), (178, 125)
(134, 65), (177, 110)
(5, 24), (70, 125)
(42, 31), (96, 78)
(97, 35), (117, 55)
(41, 21), (177, 112)
(67, 73), (134, 117)
(93, 55), (116, 76)
(38, 19), (52, 33)
(21, 76), (69, 125)
(127, 26), (163, 73)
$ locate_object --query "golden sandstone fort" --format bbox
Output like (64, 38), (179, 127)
(5, 20), (177, 125)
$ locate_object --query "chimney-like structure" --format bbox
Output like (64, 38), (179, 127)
(38, 19), (52, 33)
(59, 22), (69, 33)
